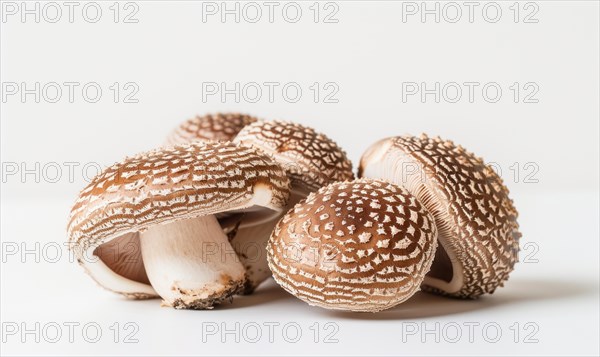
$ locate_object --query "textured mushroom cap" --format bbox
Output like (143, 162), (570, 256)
(267, 179), (437, 312)
(233, 120), (354, 194)
(67, 141), (290, 297)
(166, 113), (258, 146)
(359, 134), (521, 298)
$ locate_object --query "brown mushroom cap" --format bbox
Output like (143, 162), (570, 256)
(166, 113), (258, 146)
(267, 179), (437, 312)
(233, 120), (354, 194)
(67, 141), (290, 298)
(359, 134), (521, 298)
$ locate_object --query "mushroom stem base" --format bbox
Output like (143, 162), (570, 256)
(169, 278), (245, 310)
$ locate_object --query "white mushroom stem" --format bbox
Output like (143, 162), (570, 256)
(231, 220), (279, 292)
(139, 215), (245, 309)
(231, 190), (309, 293)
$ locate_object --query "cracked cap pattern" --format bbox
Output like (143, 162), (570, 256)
(67, 141), (290, 267)
(234, 120), (354, 193)
(166, 113), (258, 145)
(359, 134), (521, 298)
(267, 179), (437, 312)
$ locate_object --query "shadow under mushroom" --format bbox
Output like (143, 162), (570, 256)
(320, 278), (597, 320)
(206, 277), (595, 315)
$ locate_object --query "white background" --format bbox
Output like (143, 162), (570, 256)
(1, 1), (599, 356)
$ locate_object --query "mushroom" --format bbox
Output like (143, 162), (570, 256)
(67, 141), (290, 309)
(166, 113), (258, 146)
(267, 179), (438, 312)
(358, 134), (521, 298)
(234, 120), (354, 198)
(165, 112), (266, 293)
(231, 120), (355, 292)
